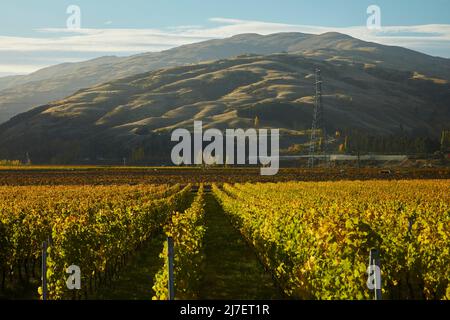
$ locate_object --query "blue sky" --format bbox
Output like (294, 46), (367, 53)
(1, 0), (450, 76)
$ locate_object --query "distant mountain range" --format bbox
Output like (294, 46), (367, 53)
(0, 32), (449, 163)
(1, 32), (449, 124)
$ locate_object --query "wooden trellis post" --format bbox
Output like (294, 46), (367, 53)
(167, 236), (175, 300)
(41, 240), (48, 300)
(368, 249), (382, 300)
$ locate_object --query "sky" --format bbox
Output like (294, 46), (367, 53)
(1, 0), (450, 76)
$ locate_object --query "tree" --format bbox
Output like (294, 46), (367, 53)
(26, 152), (31, 165)
(254, 116), (260, 129)
(131, 147), (145, 163)
(287, 144), (304, 154)
(441, 130), (450, 152)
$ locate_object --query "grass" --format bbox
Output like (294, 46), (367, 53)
(93, 232), (166, 300)
(0, 277), (40, 300)
(198, 194), (284, 300)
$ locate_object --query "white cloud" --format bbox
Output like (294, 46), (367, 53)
(0, 18), (449, 75)
(0, 64), (51, 75)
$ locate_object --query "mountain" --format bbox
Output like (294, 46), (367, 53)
(0, 46), (448, 163)
(1, 31), (449, 124)
(0, 33), (314, 123)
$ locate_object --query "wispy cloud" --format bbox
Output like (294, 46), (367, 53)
(0, 64), (51, 75)
(0, 18), (449, 75)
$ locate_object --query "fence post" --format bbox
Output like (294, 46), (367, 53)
(167, 236), (175, 300)
(368, 249), (382, 300)
(41, 240), (48, 300)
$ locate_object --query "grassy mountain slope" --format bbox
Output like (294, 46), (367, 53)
(0, 32), (449, 124)
(0, 51), (448, 163)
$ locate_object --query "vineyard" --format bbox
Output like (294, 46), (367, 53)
(0, 172), (448, 300)
(152, 185), (206, 300)
(0, 184), (192, 299)
(0, 166), (448, 185)
(213, 180), (450, 299)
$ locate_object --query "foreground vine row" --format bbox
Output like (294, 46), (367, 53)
(213, 180), (450, 300)
(153, 185), (206, 300)
(0, 184), (191, 299)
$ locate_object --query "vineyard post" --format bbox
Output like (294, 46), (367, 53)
(167, 236), (175, 300)
(41, 240), (48, 300)
(368, 249), (382, 300)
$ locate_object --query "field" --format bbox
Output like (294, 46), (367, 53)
(0, 166), (449, 185)
(0, 166), (449, 300)
(214, 181), (449, 299)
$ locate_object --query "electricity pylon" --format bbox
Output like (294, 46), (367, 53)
(308, 68), (327, 168)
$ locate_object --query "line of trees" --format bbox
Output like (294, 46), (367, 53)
(338, 130), (442, 155)
(441, 130), (450, 153)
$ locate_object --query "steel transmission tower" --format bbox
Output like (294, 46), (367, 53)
(308, 68), (327, 168)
